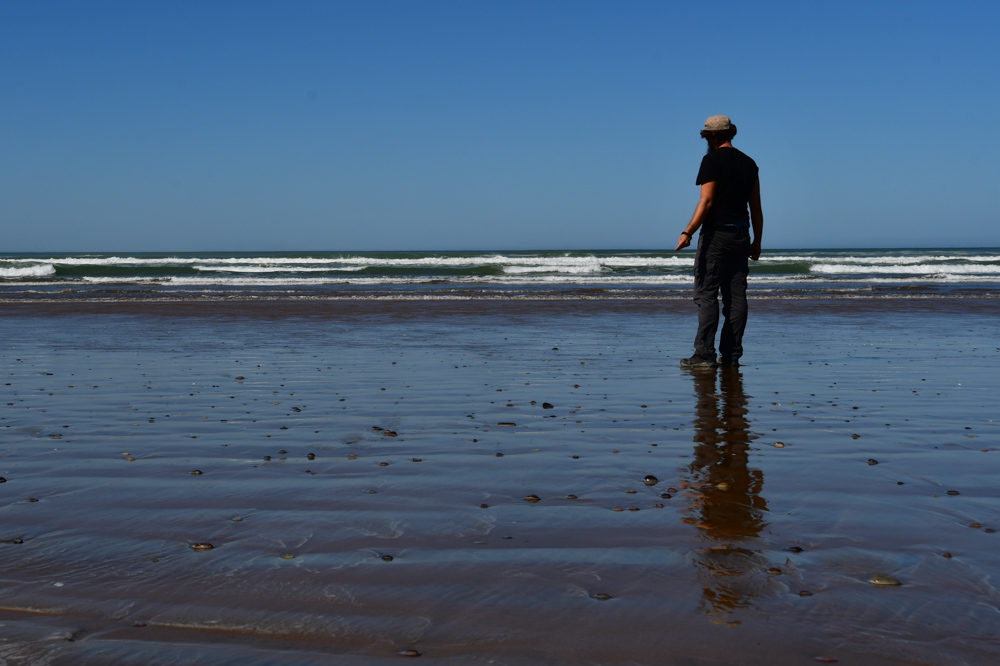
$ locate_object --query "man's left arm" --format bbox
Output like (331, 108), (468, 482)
(675, 181), (716, 251)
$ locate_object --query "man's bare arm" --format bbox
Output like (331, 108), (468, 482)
(675, 181), (716, 251)
(749, 179), (763, 261)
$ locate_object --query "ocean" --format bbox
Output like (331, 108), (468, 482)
(2, 248), (999, 302)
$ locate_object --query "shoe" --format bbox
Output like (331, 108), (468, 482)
(680, 355), (718, 369)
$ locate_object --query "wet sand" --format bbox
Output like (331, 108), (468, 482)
(1, 300), (998, 664)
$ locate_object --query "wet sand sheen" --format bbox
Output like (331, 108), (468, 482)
(0, 301), (998, 664)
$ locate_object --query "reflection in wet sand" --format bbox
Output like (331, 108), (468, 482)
(683, 368), (770, 624)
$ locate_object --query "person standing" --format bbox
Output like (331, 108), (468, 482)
(675, 115), (763, 368)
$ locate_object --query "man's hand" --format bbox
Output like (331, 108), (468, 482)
(675, 233), (692, 252)
(750, 239), (761, 261)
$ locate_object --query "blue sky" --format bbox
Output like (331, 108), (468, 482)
(2, 0), (997, 251)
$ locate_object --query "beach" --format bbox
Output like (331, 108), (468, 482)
(1, 297), (998, 665)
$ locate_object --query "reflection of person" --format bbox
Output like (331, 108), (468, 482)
(685, 368), (766, 539)
(682, 368), (770, 623)
(675, 115), (763, 369)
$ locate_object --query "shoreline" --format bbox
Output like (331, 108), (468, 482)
(2, 301), (998, 664)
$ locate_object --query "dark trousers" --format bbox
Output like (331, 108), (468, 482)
(692, 227), (750, 361)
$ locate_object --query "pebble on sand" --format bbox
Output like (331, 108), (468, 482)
(643, 475), (658, 485)
(382, 555), (394, 562)
(497, 422), (516, 427)
(594, 593), (613, 601)
(867, 459), (879, 465)
(190, 470), (203, 475)
(282, 554), (295, 559)
(773, 442), (785, 448)
(400, 649), (420, 657)
(869, 574), (901, 586)
(542, 402), (554, 409)
(191, 543), (214, 551)
(523, 494), (541, 503)
(946, 490), (960, 495)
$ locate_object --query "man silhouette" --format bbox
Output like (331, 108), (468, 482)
(675, 115), (764, 368)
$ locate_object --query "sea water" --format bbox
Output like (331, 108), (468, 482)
(2, 248), (999, 302)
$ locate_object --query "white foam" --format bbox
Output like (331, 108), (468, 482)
(193, 265), (365, 273)
(810, 263), (1000, 275)
(0, 264), (56, 278)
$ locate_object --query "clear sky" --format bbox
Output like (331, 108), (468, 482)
(2, 0), (997, 252)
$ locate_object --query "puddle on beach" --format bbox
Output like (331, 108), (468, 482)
(0, 303), (997, 664)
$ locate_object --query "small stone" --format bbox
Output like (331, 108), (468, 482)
(625, 489), (637, 494)
(382, 555), (394, 562)
(235, 376), (244, 380)
(190, 470), (203, 475)
(411, 458), (422, 462)
(480, 503), (489, 508)
(716, 482), (729, 490)
(985, 528), (996, 533)
(970, 522), (982, 529)
(652, 503), (664, 509)
(231, 517), (242, 522)
(27, 498), (39, 503)
(660, 493), (672, 499)
(191, 543), (214, 550)
(773, 442), (785, 448)
(496, 452), (504, 457)
(612, 507), (623, 512)
(282, 553), (295, 559)
(367, 489), (377, 494)
(0, 477), (5, 483)
(667, 487), (678, 493)
(768, 567), (782, 574)
(382, 430), (397, 437)
(572, 455), (579, 459)
(643, 475), (658, 485)
(263, 456), (271, 461)
(565, 494), (578, 499)
(126, 457), (136, 462)
(627, 506), (639, 511)
(867, 459), (879, 465)
(497, 422), (516, 427)
(946, 490), (960, 496)
(851, 434), (860, 439)
(594, 593), (612, 601)
(798, 590), (814, 597)
(786, 546), (804, 553)
(400, 649), (420, 657)
(869, 574), (901, 586)
(278, 450), (287, 455)
(942, 552), (953, 558)
(523, 494), (540, 503)
(378, 462), (389, 467)
(542, 402), (554, 409)
(307, 453), (315, 460)
(132, 621), (147, 627)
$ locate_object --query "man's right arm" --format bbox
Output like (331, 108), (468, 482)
(749, 179), (763, 261)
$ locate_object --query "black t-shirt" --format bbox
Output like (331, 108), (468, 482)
(696, 146), (759, 228)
